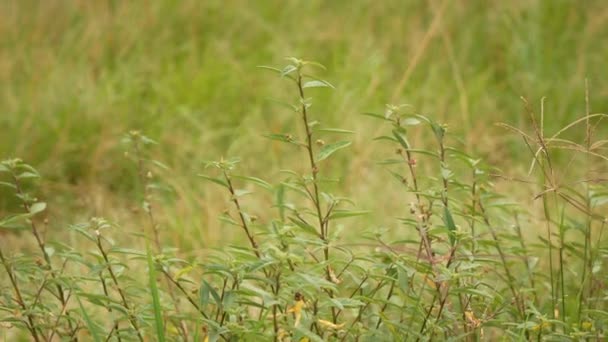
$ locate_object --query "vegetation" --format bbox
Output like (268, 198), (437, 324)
(1, 1), (607, 341)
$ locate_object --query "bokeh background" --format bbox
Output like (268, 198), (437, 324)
(1, 0), (607, 249)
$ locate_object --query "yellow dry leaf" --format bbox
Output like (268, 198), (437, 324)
(317, 319), (345, 330)
(464, 310), (480, 328)
(328, 267), (341, 285)
(287, 292), (306, 327)
(286, 299), (305, 314)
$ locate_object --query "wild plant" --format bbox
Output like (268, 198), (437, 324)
(0, 59), (606, 341)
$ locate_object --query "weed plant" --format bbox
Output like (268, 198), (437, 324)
(1, 59), (607, 341)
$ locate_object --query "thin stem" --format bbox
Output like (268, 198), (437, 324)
(340, 279), (387, 341)
(10, 171), (77, 339)
(162, 269), (209, 319)
(478, 200), (525, 319)
(0, 249), (42, 342)
(99, 274), (123, 342)
(272, 270), (282, 342)
(513, 214), (538, 306)
(577, 79), (593, 324)
(132, 137), (161, 250)
(12, 174), (68, 302)
(296, 69), (337, 323)
(296, 73), (327, 254)
(96, 236), (144, 342)
(375, 280), (395, 329)
(401, 148), (434, 262)
(131, 136), (190, 340)
(223, 170), (262, 258)
(429, 129), (468, 337)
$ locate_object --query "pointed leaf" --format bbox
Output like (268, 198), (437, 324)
(317, 128), (355, 134)
(328, 210), (370, 220)
(146, 245), (165, 342)
(443, 206), (457, 246)
(303, 80), (334, 89)
(76, 296), (103, 342)
(233, 176), (272, 191)
(198, 175), (228, 188)
(316, 141), (351, 162)
(392, 130), (410, 150)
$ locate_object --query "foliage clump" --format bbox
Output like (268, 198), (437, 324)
(1, 59), (607, 341)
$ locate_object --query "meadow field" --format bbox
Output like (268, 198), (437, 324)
(1, 1), (608, 341)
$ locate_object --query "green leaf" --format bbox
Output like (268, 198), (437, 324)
(328, 210), (370, 220)
(151, 160), (170, 170)
(301, 60), (327, 70)
(0, 181), (16, 189)
(440, 167), (453, 180)
(316, 141), (351, 162)
(361, 112), (393, 122)
(76, 296), (103, 342)
(276, 184), (285, 221)
(263, 133), (298, 145)
(146, 244), (165, 342)
(402, 117), (421, 126)
(376, 159), (405, 165)
(29, 202), (47, 215)
(443, 206), (457, 246)
(108, 247), (146, 256)
(281, 64), (297, 77)
(233, 176), (272, 191)
(200, 280), (221, 308)
(317, 128), (355, 134)
(430, 122), (446, 142)
(328, 297), (365, 309)
(0, 213), (30, 230)
(17, 171), (40, 179)
(256, 65), (282, 74)
(233, 189), (253, 197)
(303, 80), (334, 89)
(392, 130), (410, 150)
(289, 216), (319, 236)
(198, 175), (228, 188)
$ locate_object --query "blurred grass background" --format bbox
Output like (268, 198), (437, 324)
(1, 0), (607, 249)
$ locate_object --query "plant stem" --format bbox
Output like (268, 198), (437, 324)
(0, 249), (42, 342)
(296, 70), (337, 323)
(96, 236), (144, 342)
(10, 171), (77, 339)
(131, 137), (190, 340)
(223, 170), (262, 258)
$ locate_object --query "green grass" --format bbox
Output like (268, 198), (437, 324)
(2, 1), (607, 228)
(0, 1), (607, 341)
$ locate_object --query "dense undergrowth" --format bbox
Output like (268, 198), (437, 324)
(1, 59), (607, 341)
